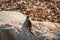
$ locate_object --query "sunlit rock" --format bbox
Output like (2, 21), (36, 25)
(0, 11), (60, 40)
(0, 11), (26, 24)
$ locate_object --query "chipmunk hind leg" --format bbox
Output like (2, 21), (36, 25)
(29, 30), (37, 37)
(28, 27), (36, 37)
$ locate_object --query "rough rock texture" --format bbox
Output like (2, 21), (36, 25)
(0, 21), (60, 40)
(0, 11), (60, 40)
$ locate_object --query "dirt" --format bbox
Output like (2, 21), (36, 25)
(0, 0), (60, 23)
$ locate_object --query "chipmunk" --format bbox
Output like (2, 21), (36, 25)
(25, 16), (36, 37)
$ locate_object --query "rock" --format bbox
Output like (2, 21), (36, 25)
(0, 11), (60, 40)
(0, 21), (60, 40)
(0, 11), (26, 24)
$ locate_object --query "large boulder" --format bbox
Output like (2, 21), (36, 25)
(0, 11), (60, 40)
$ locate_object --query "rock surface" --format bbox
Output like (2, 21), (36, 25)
(0, 21), (60, 40)
(0, 11), (26, 23)
(0, 11), (60, 40)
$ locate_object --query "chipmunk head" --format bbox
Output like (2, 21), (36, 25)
(27, 16), (29, 18)
(26, 16), (29, 20)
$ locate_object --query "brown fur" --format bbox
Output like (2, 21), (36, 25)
(26, 16), (36, 37)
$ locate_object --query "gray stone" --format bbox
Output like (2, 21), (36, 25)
(0, 11), (60, 40)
